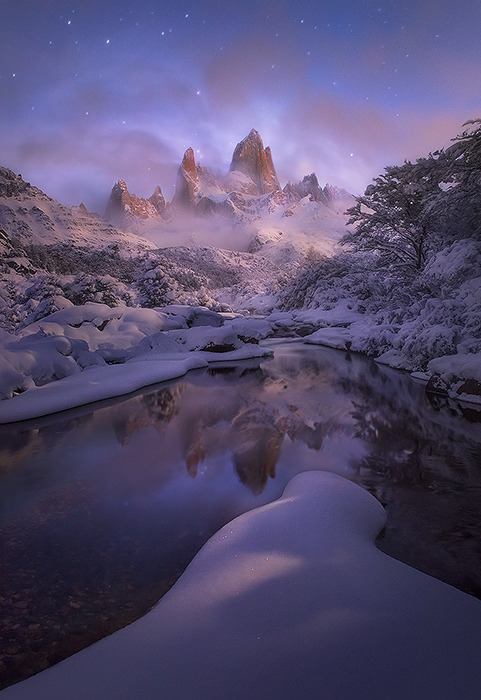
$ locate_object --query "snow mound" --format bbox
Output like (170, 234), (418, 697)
(3, 471), (481, 699)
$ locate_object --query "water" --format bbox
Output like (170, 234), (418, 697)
(1, 340), (481, 688)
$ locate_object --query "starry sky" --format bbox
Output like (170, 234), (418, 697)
(2, 0), (481, 212)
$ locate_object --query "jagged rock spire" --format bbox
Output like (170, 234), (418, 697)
(283, 173), (331, 205)
(105, 180), (167, 222)
(229, 129), (281, 195)
(173, 147), (199, 208)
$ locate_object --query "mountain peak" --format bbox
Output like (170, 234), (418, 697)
(244, 129), (263, 144)
(283, 173), (331, 205)
(181, 147), (197, 177)
(173, 147), (199, 208)
(229, 130), (281, 195)
(105, 180), (168, 223)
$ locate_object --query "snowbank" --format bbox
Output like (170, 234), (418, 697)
(279, 239), (481, 393)
(0, 356), (207, 423)
(0, 303), (274, 422)
(425, 352), (481, 405)
(2, 471), (480, 699)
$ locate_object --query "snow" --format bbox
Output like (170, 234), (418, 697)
(304, 325), (354, 350)
(2, 471), (481, 699)
(0, 303), (274, 421)
(428, 351), (481, 383)
(0, 171), (155, 255)
(0, 355), (207, 423)
(426, 352), (481, 405)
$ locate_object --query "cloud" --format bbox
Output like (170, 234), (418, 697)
(13, 128), (179, 210)
(268, 93), (470, 193)
(3, 0), (481, 209)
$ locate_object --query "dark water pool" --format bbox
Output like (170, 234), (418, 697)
(1, 340), (481, 688)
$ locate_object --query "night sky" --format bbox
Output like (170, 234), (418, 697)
(2, 1), (481, 212)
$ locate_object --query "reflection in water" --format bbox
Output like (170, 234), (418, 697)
(1, 341), (481, 689)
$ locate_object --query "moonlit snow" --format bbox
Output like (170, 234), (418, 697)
(2, 471), (481, 700)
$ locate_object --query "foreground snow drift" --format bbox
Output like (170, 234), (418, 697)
(3, 471), (480, 700)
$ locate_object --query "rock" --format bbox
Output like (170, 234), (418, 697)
(283, 173), (330, 204)
(425, 374), (449, 396)
(105, 180), (168, 224)
(172, 147), (199, 209)
(455, 378), (481, 400)
(229, 129), (281, 195)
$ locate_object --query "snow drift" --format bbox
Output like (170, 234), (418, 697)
(2, 471), (481, 700)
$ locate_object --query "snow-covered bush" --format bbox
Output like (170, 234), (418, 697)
(22, 243), (141, 281)
(62, 273), (133, 307)
(135, 256), (222, 310)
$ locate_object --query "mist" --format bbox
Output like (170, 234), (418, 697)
(136, 211), (257, 253)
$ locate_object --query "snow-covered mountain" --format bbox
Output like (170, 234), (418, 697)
(103, 129), (352, 255)
(0, 167), (155, 255)
(0, 131), (352, 329)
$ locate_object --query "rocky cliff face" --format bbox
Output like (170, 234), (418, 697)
(283, 173), (331, 205)
(229, 129), (281, 195)
(105, 180), (168, 224)
(148, 185), (168, 216)
(172, 147), (199, 209)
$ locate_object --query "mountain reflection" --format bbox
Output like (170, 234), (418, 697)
(103, 360), (335, 494)
(99, 347), (481, 498)
(1, 344), (480, 500)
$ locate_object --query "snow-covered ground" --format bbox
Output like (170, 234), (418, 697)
(2, 471), (480, 700)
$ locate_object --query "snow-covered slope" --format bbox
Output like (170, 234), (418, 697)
(0, 167), (155, 255)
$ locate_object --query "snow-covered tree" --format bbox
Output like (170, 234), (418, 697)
(429, 119), (481, 242)
(344, 159), (444, 271)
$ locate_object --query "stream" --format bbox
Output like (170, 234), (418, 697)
(1, 340), (481, 689)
